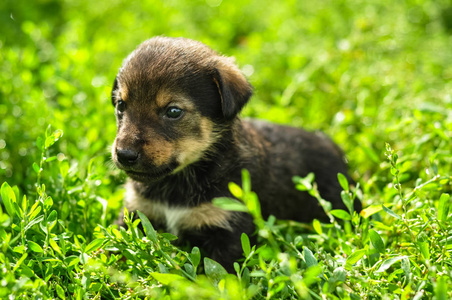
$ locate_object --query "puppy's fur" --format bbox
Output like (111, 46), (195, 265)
(111, 37), (360, 271)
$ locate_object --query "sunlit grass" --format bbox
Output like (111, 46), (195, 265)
(1, 0), (452, 298)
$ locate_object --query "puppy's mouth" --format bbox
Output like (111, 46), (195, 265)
(125, 169), (171, 181)
(120, 162), (179, 182)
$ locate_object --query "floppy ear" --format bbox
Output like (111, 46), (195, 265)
(111, 76), (119, 106)
(213, 58), (253, 120)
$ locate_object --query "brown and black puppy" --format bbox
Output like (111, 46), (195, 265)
(111, 37), (360, 271)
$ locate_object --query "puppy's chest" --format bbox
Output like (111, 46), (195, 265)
(149, 203), (194, 235)
(124, 186), (233, 236)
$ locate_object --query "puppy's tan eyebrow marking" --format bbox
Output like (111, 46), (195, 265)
(119, 88), (129, 102)
(155, 90), (195, 110)
(155, 90), (173, 108)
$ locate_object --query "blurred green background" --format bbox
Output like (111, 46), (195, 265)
(1, 0), (452, 200)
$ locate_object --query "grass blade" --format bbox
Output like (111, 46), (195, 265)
(382, 205), (401, 220)
(437, 193), (450, 222)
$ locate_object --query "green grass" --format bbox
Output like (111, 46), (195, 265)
(1, 0), (452, 298)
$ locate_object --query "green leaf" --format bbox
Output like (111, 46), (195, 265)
(390, 166), (399, 176)
(241, 169), (251, 194)
(160, 233), (178, 241)
(21, 194), (27, 215)
(13, 253), (28, 272)
(204, 257), (228, 285)
(49, 238), (62, 256)
(312, 219), (322, 235)
(330, 209), (351, 220)
(1, 182), (16, 217)
(337, 173), (349, 192)
(85, 238), (104, 254)
(382, 205), (401, 220)
(417, 240), (430, 260)
(233, 262), (240, 274)
(13, 200), (23, 218)
(369, 230), (385, 253)
(24, 215), (44, 233)
(435, 276), (448, 300)
(376, 256), (406, 273)
(14, 245), (26, 254)
(44, 263), (53, 282)
(32, 162), (40, 174)
(44, 196), (53, 210)
(19, 264), (35, 278)
(294, 236), (303, 246)
(401, 257), (411, 283)
(89, 282), (102, 292)
(303, 246), (318, 267)
(64, 255), (80, 267)
(190, 247), (201, 269)
(331, 266), (346, 283)
(302, 265), (322, 286)
(59, 160), (69, 178)
(28, 201), (42, 220)
(47, 210), (58, 232)
(345, 249), (366, 267)
(228, 182), (243, 199)
(240, 191), (261, 221)
(55, 283), (66, 300)
(212, 197), (248, 212)
(28, 240), (43, 253)
(437, 193), (450, 221)
(293, 173), (315, 191)
(44, 155), (57, 162)
(341, 190), (353, 213)
(45, 129), (63, 149)
(241, 233), (251, 257)
(416, 231), (429, 253)
(150, 272), (186, 285)
(36, 136), (44, 151)
(45, 135), (55, 149)
(137, 210), (157, 243)
(184, 263), (195, 278)
(360, 205), (382, 218)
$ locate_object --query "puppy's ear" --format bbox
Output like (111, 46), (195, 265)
(111, 76), (119, 106)
(213, 58), (253, 120)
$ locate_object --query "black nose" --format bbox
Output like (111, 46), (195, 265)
(116, 149), (139, 166)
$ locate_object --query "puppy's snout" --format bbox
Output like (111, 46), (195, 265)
(116, 149), (140, 166)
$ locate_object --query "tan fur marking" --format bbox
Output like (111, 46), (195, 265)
(155, 90), (196, 110)
(142, 138), (174, 167)
(178, 203), (233, 231)
(155, 89), (172, 108)
(119, 87), (128, 102)
(174, 117), (216, 172)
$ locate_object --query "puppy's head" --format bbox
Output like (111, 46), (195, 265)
(111, 37), (252, 181)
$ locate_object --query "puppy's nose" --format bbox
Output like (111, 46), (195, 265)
(116, 149), (139, 166)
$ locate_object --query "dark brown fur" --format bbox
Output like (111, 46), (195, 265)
(111, 37), (361, 271)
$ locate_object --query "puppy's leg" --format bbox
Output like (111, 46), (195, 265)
(180, 212), (255, 273)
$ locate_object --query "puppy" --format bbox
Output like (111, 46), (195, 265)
(111, 37), (360, 271)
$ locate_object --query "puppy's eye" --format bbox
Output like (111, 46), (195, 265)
(117, 100), (126, 112)
(165, 107), (183, 119)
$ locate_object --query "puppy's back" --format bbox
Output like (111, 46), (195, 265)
(243, 119), (358, 221)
